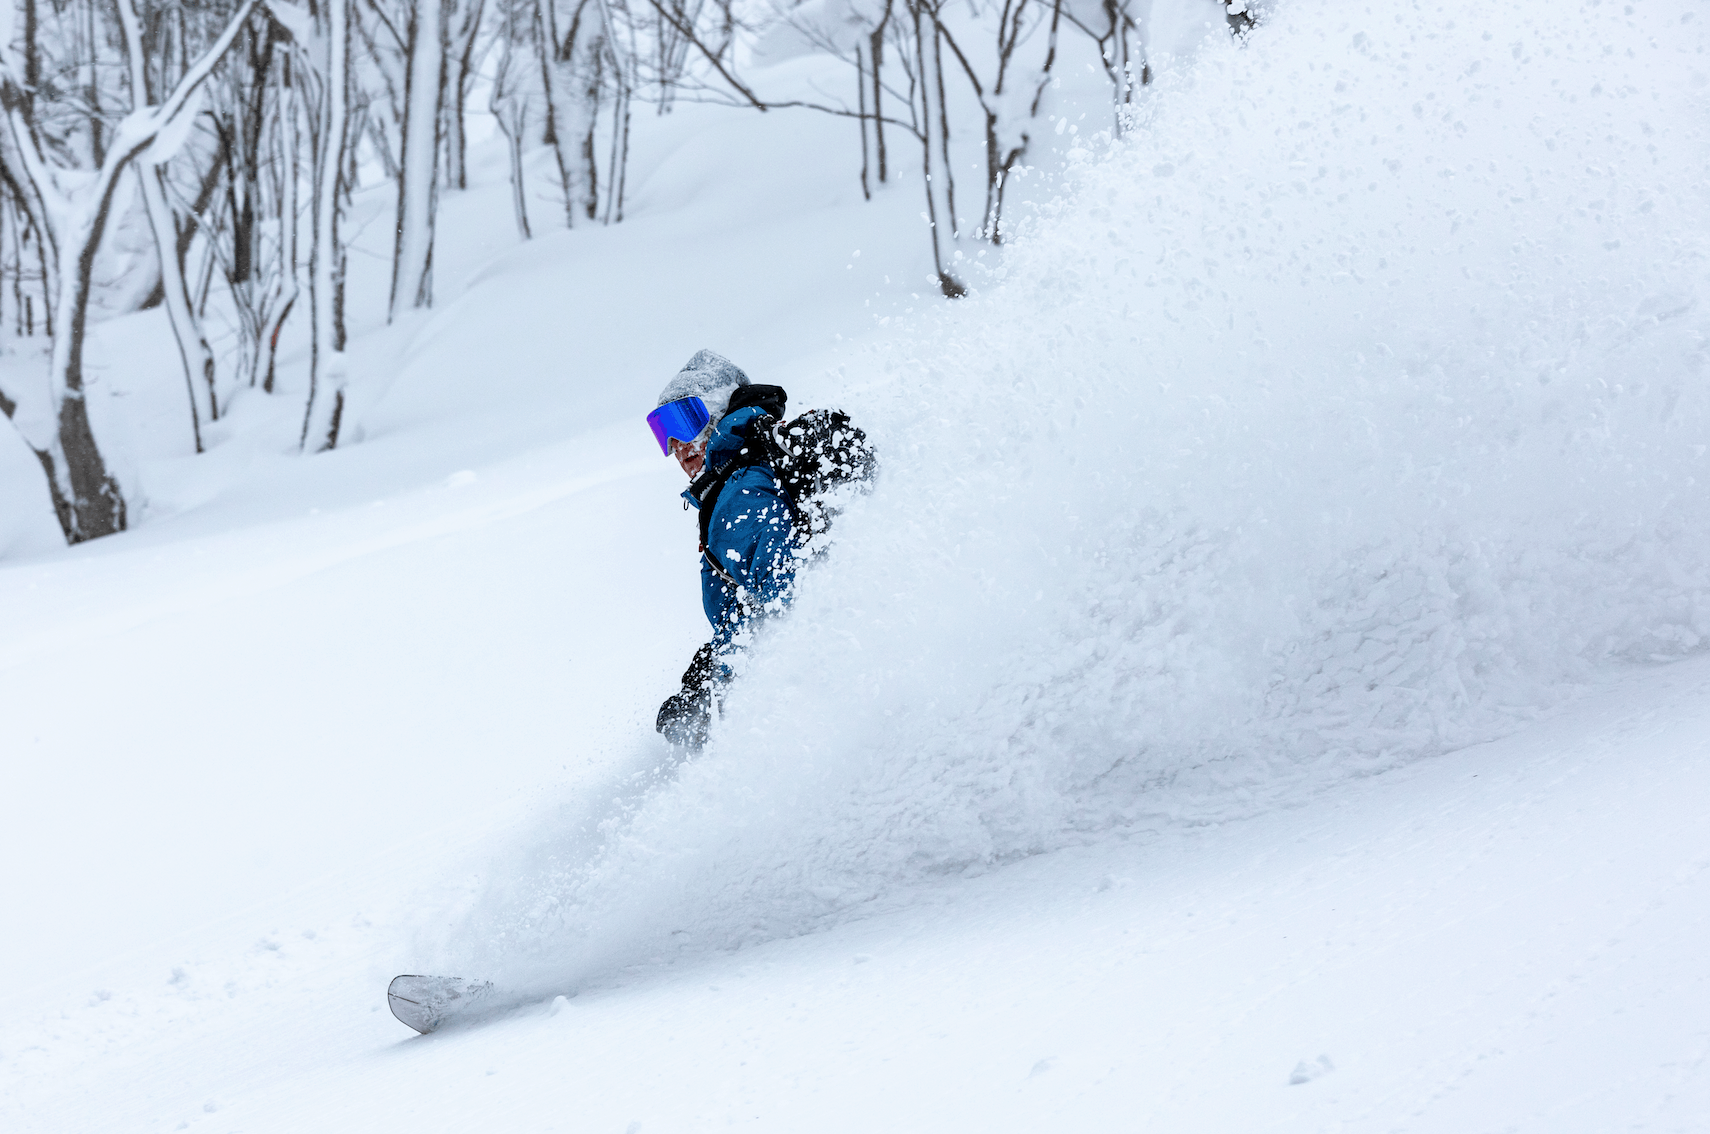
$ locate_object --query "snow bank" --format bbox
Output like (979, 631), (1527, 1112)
(438, 0), (1710, 992)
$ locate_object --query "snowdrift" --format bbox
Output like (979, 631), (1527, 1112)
(436, 0), (1710, 993)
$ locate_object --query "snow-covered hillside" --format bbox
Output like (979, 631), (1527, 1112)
(4, 0), (1709, 1130)
(13, 656), (1710, 1132)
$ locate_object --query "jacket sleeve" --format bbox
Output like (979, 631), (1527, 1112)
(702, 468), (796, 651)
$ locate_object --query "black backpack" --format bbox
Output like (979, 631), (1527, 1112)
(689, 384), (876, 559)
(766, 406), (877, 537)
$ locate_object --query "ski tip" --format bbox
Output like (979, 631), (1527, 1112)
(387, 974), (494, 1035)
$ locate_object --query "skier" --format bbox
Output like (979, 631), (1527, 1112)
(649, 350), (796, 748)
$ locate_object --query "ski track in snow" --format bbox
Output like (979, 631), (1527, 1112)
(2, 0), (1709, 1129)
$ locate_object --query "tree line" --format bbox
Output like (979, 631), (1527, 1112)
(0, 0), (1253, 545)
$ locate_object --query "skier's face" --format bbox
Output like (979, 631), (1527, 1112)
(670, 436), (707, 479)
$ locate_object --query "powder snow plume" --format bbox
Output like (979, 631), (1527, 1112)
(433, 0), (1710, 991)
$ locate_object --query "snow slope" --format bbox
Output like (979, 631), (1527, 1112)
(4, 0), (1709, 1130)
(7, 653), (1710, 1132)
(427, 0), (1710, 1001)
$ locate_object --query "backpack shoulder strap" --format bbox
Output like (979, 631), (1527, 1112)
(693, 459), (768, 589)
(691, 454), (783, 555)
(689, 460), (740, 555)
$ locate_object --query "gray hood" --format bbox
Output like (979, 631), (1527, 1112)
(657, 350), (751, 437)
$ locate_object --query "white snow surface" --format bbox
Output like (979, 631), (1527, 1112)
(5, 1), (1710, 1130)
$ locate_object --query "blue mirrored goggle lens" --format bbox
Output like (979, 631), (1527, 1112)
(646, 395), (711, 454)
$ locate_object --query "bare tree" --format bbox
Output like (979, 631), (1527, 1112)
(194, 16), (304, 398)
(857, 0), (898, 195)
(490, 0), (537, 238)
(305, 0), (353, 447)
(593, 0), (632, 222)
(0, 0), (1218, 547)
(0, 0), (258, 542)
(537, 0), (606, 225)
(122, 0), (221, 453)
(391, 0), (444, 314)
(909, 0), (964, 296)
(265, 0), (356, 448)
(1061, 0), (1146, 131)
(443, 0), (486, 189)
(932, 0), (1063, 246)
(683, 0), (1062, 293)
(354, 0), (407, 177)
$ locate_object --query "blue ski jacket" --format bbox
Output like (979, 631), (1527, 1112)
(683, 405), (797, 652)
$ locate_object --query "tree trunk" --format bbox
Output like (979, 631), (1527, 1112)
(856, 43), (870, 200)
(444, 0), (486, 190)
(42, 150), (143, 540)
(495, 93), (532, 238)
(593, 0), (630, 223)
(304, 0), (351, 449)
(84, 0), (105, 166)
(1095, 0), (1145, 132)
(264, 67), (302, 395)
(137, 163), (212, 450)
(119, 0), (219, 445)
(943, 0), (1059, 244)
(489, 6), (534, 239)
(605, 78), (629, 222)
(538, 0), (602, 227)
(390, 0), (445, 317)
(911, 3), (964, 297)
(870, 10), (889, 184)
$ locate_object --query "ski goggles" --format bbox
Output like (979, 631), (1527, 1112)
(647, 395), (712, 454)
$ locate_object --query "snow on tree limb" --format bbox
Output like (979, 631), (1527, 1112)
(261, 0), (320, 44)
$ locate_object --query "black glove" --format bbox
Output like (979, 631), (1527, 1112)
(656, 686), (711, 748)
(679, 641), (717, 690)
(657, 643), (719, 749)
(725, 383), (788, 421)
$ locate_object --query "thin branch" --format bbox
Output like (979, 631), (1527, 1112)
(639, 0), (768, 110)
(361, 0), (408, 54)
